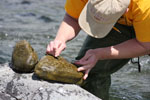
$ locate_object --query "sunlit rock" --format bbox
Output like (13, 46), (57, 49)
(34, 55), (83, 85)
(12, 40), (38, 73)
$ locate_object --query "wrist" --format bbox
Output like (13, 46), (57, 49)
(92, 48), (104, 60)
(54, 36), (67, 43)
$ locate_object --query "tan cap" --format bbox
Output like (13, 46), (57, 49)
(79, 0), (130, 38)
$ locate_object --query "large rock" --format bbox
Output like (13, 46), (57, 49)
(0, 63), (101, 100)
(11, 40), (38, 73)
(34, 55), (83, 85)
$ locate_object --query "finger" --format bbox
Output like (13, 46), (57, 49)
(53, 41), (62, 57)
(76, 55), (91, 65)
(53, 42), (59, 51)
(49, 41), (54, 52)
(74, 50), (91, 65)
(83, 69), (90, 80)
(46, 44), (55, 56)
(49, 41), (56, 56)
(46, 44), (51, 54)
(74, 60), (82, 65)
(80, 50), (93, 61)
(80, 53), (90, 61)
(77, 67), (86, 72)
(77, 65), (90, 71)
(55, 43), (66, 57)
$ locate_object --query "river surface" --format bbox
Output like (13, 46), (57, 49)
(0, 0), (150, 100)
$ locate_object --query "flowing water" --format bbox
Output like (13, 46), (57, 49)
(0, 0), (150, 100)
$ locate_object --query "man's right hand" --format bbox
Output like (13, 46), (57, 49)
(46, 40), (66, 57)
(46, 13), (80, 57)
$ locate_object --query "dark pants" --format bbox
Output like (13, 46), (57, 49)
(76, 23), (135, 100)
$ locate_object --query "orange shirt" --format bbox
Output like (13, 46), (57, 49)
(65, 0), (150, 42)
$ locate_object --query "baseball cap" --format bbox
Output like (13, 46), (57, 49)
(79, 0), (130, 38)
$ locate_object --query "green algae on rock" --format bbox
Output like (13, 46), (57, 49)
(12, 40), (38, 73)
(34, 55), (83, 85)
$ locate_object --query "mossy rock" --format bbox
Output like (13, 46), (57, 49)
(12, 40), (38, 73)
(34, 55), (83, 85)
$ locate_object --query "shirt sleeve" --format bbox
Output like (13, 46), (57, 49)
(65, 0), (88, 19)
(133, 2), (150, 42)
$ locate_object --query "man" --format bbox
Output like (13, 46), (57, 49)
(46, 0), (150, 100)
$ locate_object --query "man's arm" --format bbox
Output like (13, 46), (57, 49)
(95, 38), (150, 60)
(75, 38), (150, 79)
(46, 13), (81, 57)
(55, 13), (81, 43)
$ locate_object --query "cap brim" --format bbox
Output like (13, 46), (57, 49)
(79, 3), (115, 38)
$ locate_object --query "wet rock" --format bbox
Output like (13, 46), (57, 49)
(11, 40), (38, 73)
(0, 63), (101, 100)
(34, 55), (84, 85)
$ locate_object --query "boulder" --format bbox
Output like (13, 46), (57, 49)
(11, 40), (38, 73)
(34, 55), (83, 85)
(0, 63), (101, 100)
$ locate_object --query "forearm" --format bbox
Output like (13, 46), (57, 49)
(94, 38), (150, 60)
(55, 13), (81, 42)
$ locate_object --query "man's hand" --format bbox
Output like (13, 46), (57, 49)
(74, 49), (99, 80)
(46, 40), (66, 57)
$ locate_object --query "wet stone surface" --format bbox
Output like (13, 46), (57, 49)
(11, 40), (38, 73)
(34, 55), (84, 85)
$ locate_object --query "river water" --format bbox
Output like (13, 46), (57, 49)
(0, 0), (150, 100)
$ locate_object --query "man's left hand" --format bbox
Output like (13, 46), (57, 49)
(74, 49), (99, 80)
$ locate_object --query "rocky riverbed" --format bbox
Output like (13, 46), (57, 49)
(0, 63), (101, 100)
